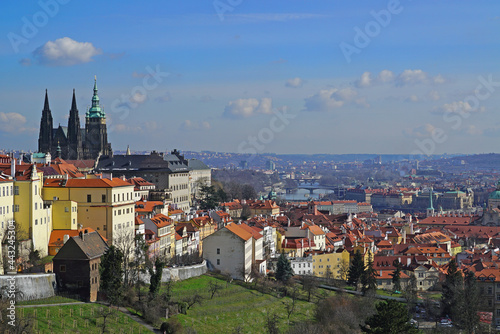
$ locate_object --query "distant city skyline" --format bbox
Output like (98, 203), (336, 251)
(1, 1), (500, 155)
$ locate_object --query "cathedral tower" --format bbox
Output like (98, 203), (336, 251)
(67, 89), (83, 160)
(84, 77), (112, 159)
(38, 90), (53, 154)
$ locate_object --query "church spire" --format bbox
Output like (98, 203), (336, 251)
(38, 89), (53, 154)
(87, 76), (104, 118)
(44, 89), (50, 112)
(67, 88), (83, 159)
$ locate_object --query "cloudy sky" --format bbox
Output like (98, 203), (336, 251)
(1, 1), (500, 156)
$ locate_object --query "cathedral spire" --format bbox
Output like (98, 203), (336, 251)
(38, 89), (53, 154)
(68, 88), (83, 159)
(44, 89), (50, 112)
(87, 76), (104, 118)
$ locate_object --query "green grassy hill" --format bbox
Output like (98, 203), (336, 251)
(169, 275), (319, 334)
(21, 303), (153, 334)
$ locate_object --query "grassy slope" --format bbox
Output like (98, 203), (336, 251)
(168, 275), (318, 334)
(21, 303), (153, 334)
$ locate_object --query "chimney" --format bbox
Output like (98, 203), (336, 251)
(79, 231), (84, 241)
(63, 234), (70, 244)
(10, 158), (15, 178)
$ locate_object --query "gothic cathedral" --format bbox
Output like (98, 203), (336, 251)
(38, 78), (112, 160)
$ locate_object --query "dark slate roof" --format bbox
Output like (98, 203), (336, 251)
(188, 158), (210, 170)
(53, 231), (108, 261)
(97, 153), (172, 172)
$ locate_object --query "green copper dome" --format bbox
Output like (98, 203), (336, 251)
(86, 76), (105, 118)
(489, 181), (500, 199)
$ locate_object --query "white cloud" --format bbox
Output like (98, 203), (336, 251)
(130, 92), (147, 104)
(304, 87), (366, 112)
(33, 37), (102, 66)
(354, 69), (445, 88)
(0, 112), (33, 133)
(377, 70), (395, 83)
(285, 77), (304, 88)
(180, 120), (211, 131)
(223, 97), (273, 118)
(355, 72), (372, 88)
(433, 101), (485, 115)
(396, 69), (428, 86)
(433, 74), (446, 84)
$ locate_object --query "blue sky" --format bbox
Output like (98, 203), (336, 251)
(1, 0), (500, 155)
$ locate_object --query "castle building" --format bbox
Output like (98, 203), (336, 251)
(38, 77), (112, 160)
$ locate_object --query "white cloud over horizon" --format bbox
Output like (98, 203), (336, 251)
(223, 97), (273, 118)
(33, 37), (102, 66)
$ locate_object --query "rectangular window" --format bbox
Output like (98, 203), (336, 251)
(489, 287), (493, 295)
(14, 186), (19, 195)
(60, 265), (66, 272)
(35, 219), (38, 225)
(217, 248), (220, 254)
(65, 207), (69, 212)
(87, 194), (91, 203)
(102, 194), (106, 203)
(35, 203), (37, 210)
(217, 259), (220, 265)
(34, 185), (37, 195)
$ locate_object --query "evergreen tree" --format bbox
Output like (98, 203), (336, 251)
(441, 258), (463, 320)
(361, 300), (419, 334)
(459, 271), (480, 334)
(276, 252), (293, 282)
(361, 256), (377, 295)
(100, 245), (124, 305)
(149, 257), (165, 297)
(347, 250), (365, 290)
(390, 259), (402, 293)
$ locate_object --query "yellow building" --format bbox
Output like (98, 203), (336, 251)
(11, 164), (52, 257)
(312, 249), (350, 279)
(0, 175), (15, 274)
(42, 177), (135, 245)
(51, 200), (78, 230)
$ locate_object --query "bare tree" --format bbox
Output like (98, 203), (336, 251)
(283, 285), (299, 322)
(113, 228), (136, 286)
(302, 275), (319, 302)
(208, 280), (223, 299)
(183, 294), (204, 310)
(265, 311), (281, 334)
(338, 259), (350, 281)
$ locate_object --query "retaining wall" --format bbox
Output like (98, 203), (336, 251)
(140, 261), (207, 284)
(0, 274), (56, 301)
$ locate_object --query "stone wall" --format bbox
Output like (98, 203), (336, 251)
(0, 274), (56, 301)
(140, 260), (207, 284)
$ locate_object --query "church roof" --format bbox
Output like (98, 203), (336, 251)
(489, 181), (500, 199)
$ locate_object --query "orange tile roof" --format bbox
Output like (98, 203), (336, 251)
(239, 223), (263, 240)
(44, 177), (132, 188)
(49, 228), (98, 247)
(225, 223), (252, 241)
(149, 214), (173, 228)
